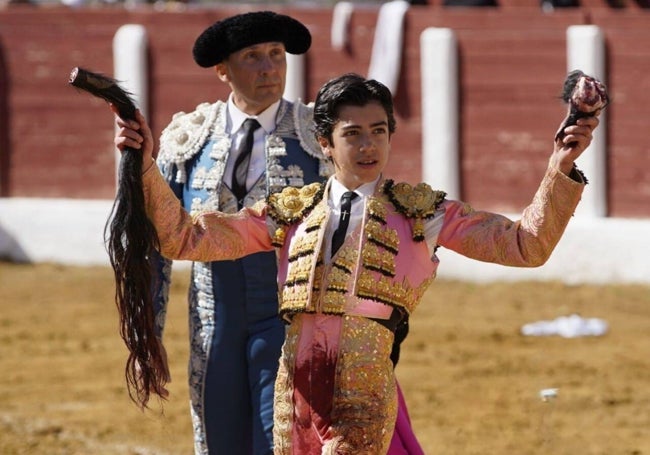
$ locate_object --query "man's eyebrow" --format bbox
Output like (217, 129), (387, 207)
(339, 120), (388, 130)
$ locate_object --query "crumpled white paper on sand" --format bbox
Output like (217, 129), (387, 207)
(521, 314), (609, 338)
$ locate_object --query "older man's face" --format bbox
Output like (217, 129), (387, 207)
(216, 42), (287, 115)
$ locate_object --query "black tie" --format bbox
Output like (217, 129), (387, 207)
(331, 191), (358, 257)
(232, 118), (261, 205)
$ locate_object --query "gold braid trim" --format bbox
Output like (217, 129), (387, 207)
(267, 182), (325, 247)
(321, 246), (358, 315)
(279, 203), (327, 318)
(356, 270), (435, 315)
(382, 179), (447, 241)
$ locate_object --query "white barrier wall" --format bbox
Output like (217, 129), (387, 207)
(0, 198), (648, 283)
(0, 198), (114, 266)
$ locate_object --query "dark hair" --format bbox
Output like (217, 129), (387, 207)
(313, 73), (396, 143)
(68, 67), (165, 410)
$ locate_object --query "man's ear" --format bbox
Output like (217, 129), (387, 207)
(214, 63), (229, 83)
(317, 136), (331, 157)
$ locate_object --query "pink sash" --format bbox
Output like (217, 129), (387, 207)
(387, 381), (425, 455)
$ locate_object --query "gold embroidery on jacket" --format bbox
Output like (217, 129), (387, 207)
(267, 182), (324, 247)
(321, 244), (359, 315)
(362, 243), (396, 277)
(279, 182), (444, 318)
(365, 219), (399, 254)
(383, 179), (446, 241)
(279, 202), (327, 318)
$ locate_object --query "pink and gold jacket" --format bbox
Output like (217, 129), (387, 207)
(143, 163), (585, 325)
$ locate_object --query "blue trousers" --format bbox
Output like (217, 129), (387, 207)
(197, 252), (284, 455)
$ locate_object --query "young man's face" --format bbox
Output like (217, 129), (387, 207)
(320, 101), (391, 190)
(216, 42), (287, 115)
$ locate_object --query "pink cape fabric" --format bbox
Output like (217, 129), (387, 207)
(388, 381), (425, 455)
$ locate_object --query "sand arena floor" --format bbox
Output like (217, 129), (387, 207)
(1, 262), (649, 454)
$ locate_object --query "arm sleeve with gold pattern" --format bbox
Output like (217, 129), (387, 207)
(437, 166), (584, 267)
(141, 163), (273, 262)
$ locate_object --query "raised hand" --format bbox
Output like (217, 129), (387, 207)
(552, 114), (599, 175)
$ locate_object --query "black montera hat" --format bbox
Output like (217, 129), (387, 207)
(193, 11), (312, 68)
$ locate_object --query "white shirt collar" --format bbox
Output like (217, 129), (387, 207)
(227, 94), (281, 135)
(329, 176), (381, 208)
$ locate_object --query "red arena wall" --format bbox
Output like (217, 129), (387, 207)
(0, 4), (648, 217)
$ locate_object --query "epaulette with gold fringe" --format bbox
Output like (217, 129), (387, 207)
(267, 182), (325, 247)
(382, 179), (447, 241)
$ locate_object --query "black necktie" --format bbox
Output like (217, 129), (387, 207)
(232, 118), (261, 205)
(331, 191), (358, 257)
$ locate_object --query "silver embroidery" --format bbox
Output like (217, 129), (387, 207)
(158, 101), (224, 184)
(188, 261), (215, 455)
